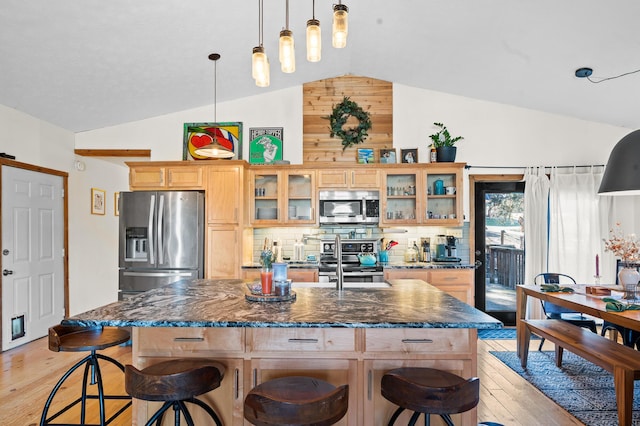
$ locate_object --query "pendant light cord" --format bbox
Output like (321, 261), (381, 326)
(259, 0), (264, 47)
(286, 0), (290, 30)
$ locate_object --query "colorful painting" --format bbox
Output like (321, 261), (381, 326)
(380, 148), (397, 164)
(183, 122), (243, 160)
(357, 148), (375, 164)
(249, 127), (284, 164)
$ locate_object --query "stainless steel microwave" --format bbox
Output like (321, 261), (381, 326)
(318, 190), (380, 224)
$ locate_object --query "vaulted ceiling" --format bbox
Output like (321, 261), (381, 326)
(1, 0), (639, 133)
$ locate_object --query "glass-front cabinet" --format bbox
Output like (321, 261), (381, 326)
(423, 163), (463, 226)
(381, 170), (419, 225)
(250, 169), (316, 225)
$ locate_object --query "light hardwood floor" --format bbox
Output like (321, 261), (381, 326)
(0, 332), (584, 426)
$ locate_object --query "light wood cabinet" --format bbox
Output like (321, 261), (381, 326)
(384, 268), (474, 304)
(207, 166), (242, 224)
(317, 168), (380, 188)
(207, 226), (239, 279)
(129, 164), (204, 190)
(422, 163), (464, 226)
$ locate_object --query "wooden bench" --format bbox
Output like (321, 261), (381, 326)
(519, 319), (640, 426)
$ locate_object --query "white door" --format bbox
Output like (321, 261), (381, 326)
(2, 166), (65, 351)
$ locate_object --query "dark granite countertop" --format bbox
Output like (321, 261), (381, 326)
(383, 262), (475, 269)
(64, 279), (501, 330)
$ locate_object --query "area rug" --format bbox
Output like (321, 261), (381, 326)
(479, 328), (517, 339)
(491, 350), (640, 425)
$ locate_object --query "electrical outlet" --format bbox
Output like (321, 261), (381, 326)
(407, 238), (418, 247)
(449, 229), (463, 238)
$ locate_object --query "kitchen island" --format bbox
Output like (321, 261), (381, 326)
(65, 279), (501, 426)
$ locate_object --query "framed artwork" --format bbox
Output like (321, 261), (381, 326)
(357, 148), (375, 164)
(380, 148), (397, 164)
(91, 188), (106, 215)
(183, 122), (243, 160)
(401, 148), (418, 164)
(114, 192), (120, 216)
(249, 127), (284, 164)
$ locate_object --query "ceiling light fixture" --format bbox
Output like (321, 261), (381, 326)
(598, 129), (640, 195)
(194, 53), (235, 159)
(306, 0), (321, 62)
(252, 0), (270, 87)
(332, 0), (348, 48)
(279, 0), (295, 73)
(575, 66), (640, 83)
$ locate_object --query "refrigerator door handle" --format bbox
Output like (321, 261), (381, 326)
(148, 195), (155, 264)
(122, 271), (195, 278)
(157, 194), (165, 265)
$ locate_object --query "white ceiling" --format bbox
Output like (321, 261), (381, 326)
(2, 0), (640, 133)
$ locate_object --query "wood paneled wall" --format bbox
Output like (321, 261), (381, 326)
(303, 75), (392, 164)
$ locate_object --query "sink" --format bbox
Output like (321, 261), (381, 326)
(291, 282), (391, 289)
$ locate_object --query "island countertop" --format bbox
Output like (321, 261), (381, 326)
(64, 278), (501, 330)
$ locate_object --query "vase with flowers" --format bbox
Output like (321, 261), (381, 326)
(428, 122), (464, 162)
(603, 224), (640, 300)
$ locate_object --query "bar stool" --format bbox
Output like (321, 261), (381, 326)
(244, 376), (349, 425)
(381, 368), (479, 426)
(40, 324), (132, 426)
(125, 358), (224, 426)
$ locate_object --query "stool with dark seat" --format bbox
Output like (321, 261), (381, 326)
(125, 358), (224, 426)
(381, 368), (480, 426)
(40, 324), (132, 426)
(244, 376), (349, 426)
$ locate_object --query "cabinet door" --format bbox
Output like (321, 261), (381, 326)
(426, 269), (474, 304)
(383, 269), (428, 281)
(285, 170), (316, 224)
(287, 268), (318, 282)
(380, 170), (419, 225)
(207, 226), (239, 278)
(251, 170), (281, 224)
(207, 167), (240, 224)
(166, 166), (204, 189)
(129, 166), (166, 189)
(423, 164), (463, 225)
(351, 169), (380, 188)
(317, 169), (348, 188)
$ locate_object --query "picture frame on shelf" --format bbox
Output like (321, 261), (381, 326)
(183, 122), (243, 160)
(401, 148), (418, 164)
(91, 188), (106, 215)
(357, 148), (375, 164)
(380, 148), (397, 164)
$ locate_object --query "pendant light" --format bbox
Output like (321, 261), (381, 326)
(194, 53), (235, 159)
(252, 0), (270, 87)
(598, 129), (640, 195)
(306, 0), (321, 62)
(332, 1), (348, 48)
(279, 0), (295, 73)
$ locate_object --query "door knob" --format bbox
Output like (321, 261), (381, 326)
(2, 269), (13, 276)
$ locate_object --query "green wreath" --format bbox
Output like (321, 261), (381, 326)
(324, 97), (372, 151)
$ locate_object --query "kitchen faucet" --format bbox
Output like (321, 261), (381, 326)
(335, 234), (344, 290)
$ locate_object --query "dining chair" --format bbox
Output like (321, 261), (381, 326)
(534, 273), (598, 351)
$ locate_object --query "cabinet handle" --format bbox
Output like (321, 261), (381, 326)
(401, 338), (434, 344)
(367, 369), (373, 401)
(234, 208), (238, 221)
(442, 277), (457, 281)
(252, 368), (257, 388)
(287, 338), (319, 343)
(173, 337), (205, 342)
(234, 368), (239, 400)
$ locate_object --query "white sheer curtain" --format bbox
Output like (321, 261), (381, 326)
(524, 167), (550, 319)
(548, 167), (604, 283)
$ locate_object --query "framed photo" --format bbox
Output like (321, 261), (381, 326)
(401, 148), (418, 164)
(183, 122), (243, 160)
(91, 188), (106, 215)
(380, 148), (397, 164)
(249, 127), (284, 164)
(114, 192), (120, 216)
(357, 148), (375, 164)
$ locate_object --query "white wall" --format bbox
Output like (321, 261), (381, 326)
(2, 81), (637, 315)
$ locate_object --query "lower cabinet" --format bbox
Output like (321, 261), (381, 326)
(133, 327), (478, 426)
(384, 268), (474, 305)
(207, 226), (240, 279)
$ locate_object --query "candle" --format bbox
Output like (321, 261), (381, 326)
(595, 254), (600, 277)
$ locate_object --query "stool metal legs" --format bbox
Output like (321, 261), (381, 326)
(387, 407), (456, 426)
(145, 398), (223, 426)
(40, 350), (131, 426)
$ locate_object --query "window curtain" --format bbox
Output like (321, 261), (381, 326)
(523, 167), (550, 318)
(548, 167), (605, 283)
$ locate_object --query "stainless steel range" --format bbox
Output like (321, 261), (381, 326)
(319, 238), (384, 283)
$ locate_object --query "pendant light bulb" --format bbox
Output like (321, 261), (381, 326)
(279, 30), (295, 73)
(332, 3), (348, 48)
(307, 0), (321, 62)
(254, 48), (270, 87)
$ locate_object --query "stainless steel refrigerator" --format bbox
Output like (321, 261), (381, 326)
(118, 191), (205, 299)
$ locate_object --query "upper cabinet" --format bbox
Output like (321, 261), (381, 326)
(128, 164), (204, 190)
(207, 165), (243, 225)
(317, 169), (380, 189)
(422, 163), (464, 226)
(249, 168), (316, 226)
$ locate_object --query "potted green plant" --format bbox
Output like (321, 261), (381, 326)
(428, 122), (464, 162)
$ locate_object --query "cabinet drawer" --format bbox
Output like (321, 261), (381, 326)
(137, 327), (244, 353)
(426, 269), (473, 285)
(365, 328), (471, 353)
(250, 328), (355, 352)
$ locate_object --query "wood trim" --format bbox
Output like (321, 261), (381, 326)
(74, 149), (151, 158)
